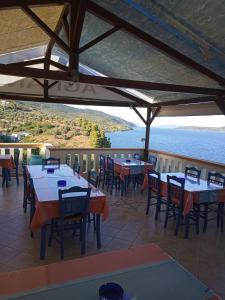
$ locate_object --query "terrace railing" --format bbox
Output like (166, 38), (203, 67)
(0, 143), (224, 179)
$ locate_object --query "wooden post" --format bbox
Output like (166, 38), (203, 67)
(144, 107), (151, 161)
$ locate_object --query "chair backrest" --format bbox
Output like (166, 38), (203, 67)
(207, 172), (225, 187)
(22, 163), (27, 189)
(88, 171), (99, 188)
(28, 177), (36, 201)
(99, 154), (106, 172)
(167, 175), (185, 206)
(185, 166), (201, 180)
(148, 169), (161, 194)
(14, 149), (20, 166)
(65, 155), (70, 166)
(29, 155), (43, 166)
(42, 157), (60, 167)
(73, 162), (80, 174)
(133, 153), (141, 160)
(107, 157), (114, 173)
(58, 186), (91, 219)
(148, 155), (157, 168)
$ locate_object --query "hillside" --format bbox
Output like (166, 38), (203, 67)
(0, 101), (135, 147)
(17, 101), (135, 132)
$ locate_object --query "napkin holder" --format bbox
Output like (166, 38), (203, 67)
(57, 180), (67, 187)
(47, 168), (55, 174)
(99, 282), (124, 300)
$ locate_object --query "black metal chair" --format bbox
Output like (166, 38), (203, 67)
(87, 171), (99, 229)
(6, 150), (20, 186)
(73, 161), (80, 174)
(106, 157), (119, 195)
(65, 154), (70, 166)
(48, 186), (91, 259)
(22, 163), (29, 213)
(164, 175), (191, 238)
(29, 177), (36, 238)
(99, 154), (106, 189)
(148, 155), (157, 168)
(205, 172), (225, 232)
(133, 153), (141, 160)
(185, 166), (201, 180)
(42, 157), (60, 167)
(146, 169), (166, 220)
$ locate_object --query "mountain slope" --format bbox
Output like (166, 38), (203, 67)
(0, 100), (135, 148)
(16, 101), (135, 131)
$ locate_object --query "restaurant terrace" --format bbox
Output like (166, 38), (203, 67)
(0, 1), (225, 299)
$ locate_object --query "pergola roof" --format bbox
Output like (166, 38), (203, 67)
(0, 0), (224, 117)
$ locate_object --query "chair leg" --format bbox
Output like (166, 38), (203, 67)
(93, 214), (96, 231)
(174, 207), (180, 236)
(48, 219), (54, 247)
(220, 203), (224, 232)
(146, 188), (151, 215)
(195, 204), (200, 235)
(81, 217), (87, 255)
(164, 203), (170, 228)
(184, 214), (190, 239)
(155, 195), (161, 220)
(110, 176), (114, 195)
(217, 203), (220, 229)
(16, 167), (19, 185)
(203, 203), (208, 232)
(59, 223), (64, 260)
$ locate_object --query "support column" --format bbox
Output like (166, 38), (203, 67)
(144, 107), (151, 161)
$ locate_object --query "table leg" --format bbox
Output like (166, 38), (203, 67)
(40, 224), (47, 260)
(96, 214), (101, 249)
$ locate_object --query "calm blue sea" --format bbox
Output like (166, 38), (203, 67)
(106, 127), (225, 164)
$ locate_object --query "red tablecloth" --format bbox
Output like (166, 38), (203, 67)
(0, 155), (15, 169)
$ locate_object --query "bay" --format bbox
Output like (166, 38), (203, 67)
(106, 127), (225, 164)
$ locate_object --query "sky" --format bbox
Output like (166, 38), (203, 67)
(71, 105), (225, 127)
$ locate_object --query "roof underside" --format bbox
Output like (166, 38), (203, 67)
(0, 0), (224, 117)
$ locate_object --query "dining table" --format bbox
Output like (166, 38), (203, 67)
(0, 243), (221, 299)
(113, 158), (153, 195)
(0, 154), (15, 187)
(143, 172), (225, 216)
(27, 164), (109, 260)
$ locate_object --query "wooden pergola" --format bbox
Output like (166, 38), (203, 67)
(0, 0), (225, 159)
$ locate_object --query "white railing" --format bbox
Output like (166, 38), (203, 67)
(149, 149), (225, 179)
(0, 143), (224, 179)
(48, 147), (143, 175)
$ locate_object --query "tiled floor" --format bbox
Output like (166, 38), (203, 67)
(0, 177), (225, 298)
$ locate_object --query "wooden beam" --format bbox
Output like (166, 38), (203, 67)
(7, 58), (45, 68)
(144, 107), (151, 161)
(33, 78), (44, 88)
(45, 5), (69, 64)
(79, 27), (119, 53)
(152, 96), (215, 107)
(79, 74), (225, 95)
(133, 107), (146, 125)
(21, 6), (70, 54)
(61, 14), (69, 42)
(149, 107), (161, 125)
(50, 60), (69, 71)
(0, 92), (138, 107)
(68, 0), (88, 77)
(88, 1), (225, 87)
(0, 0), (66, 9)
(215, 95), (225, 115)
(0, 64), (71, 81)
(105, 87), (149, 106)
